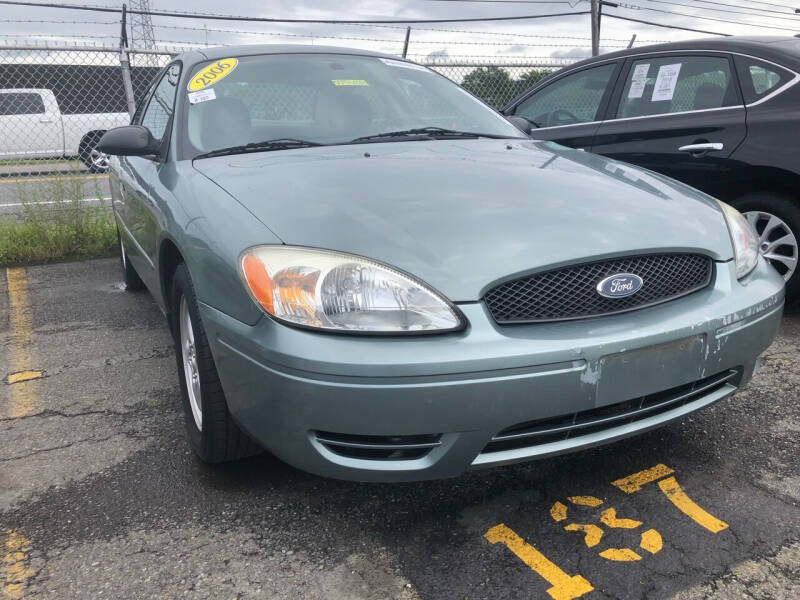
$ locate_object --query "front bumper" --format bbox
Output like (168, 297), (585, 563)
(200, 258), (784, 482)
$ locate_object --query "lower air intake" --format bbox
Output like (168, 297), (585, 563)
(314, 431), (442, 460)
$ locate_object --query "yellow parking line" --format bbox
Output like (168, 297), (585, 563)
(5, 371), (43, 385)
(0, 174), (106, 185)
(484, 524), (594, 600)
(598, 547), (641, 562)
(657, 476), (729, 533)
(4, 268), (37, 418)
(567, 496), (603, 507)
(611, 464), (675, 494)
(600, 508), (641, 529)
(2, 531), (34, 600)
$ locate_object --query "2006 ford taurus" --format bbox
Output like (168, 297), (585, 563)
(99, 45), (784, 482)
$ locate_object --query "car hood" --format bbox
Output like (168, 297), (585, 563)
(193, 139), (732, 302)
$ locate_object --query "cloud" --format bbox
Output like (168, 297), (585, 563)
(550, 47), (593, 59)
(498, 44), (526, 54)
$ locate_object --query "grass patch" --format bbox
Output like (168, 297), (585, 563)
(0, 177), (116, 267)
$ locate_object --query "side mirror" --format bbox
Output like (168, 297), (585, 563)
(506, 115), (534, 135)
(98, 125), (159, 156)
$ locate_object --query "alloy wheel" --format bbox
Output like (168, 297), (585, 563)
(743, 211), (798, 282)
(180, 296), (203, 431)
(89, 147), (109, 171)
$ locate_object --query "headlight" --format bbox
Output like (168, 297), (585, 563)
(718, 201), (759, 279)
(238, 246), (463, 333)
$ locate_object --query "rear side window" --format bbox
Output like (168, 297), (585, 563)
(0, 92), (45, 116)
(734, 56), (794, 104)
(513, 63), (616, 128)
(616, 55), (739, 119)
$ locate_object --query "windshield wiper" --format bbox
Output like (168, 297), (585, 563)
(349, 127), (512, 144)
(194, 138), (325, 160)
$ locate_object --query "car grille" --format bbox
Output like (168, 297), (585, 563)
(314, 431), (442, 460)
(484, 253), (712, 324)
(481, 368), (740, 455)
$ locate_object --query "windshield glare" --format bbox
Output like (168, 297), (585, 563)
(183, 53), (523, 156)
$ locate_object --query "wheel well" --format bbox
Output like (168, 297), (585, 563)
(79, 130), (106, 151)
(159, 239), (184, 327)
(715, 167), (800, 205)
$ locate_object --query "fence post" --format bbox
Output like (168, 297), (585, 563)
(120, 49), (136, 118)
(402, 26), (411, 58)
(119, 4), (136, 118)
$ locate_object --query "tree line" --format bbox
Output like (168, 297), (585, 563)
(460, 66), (553, 109)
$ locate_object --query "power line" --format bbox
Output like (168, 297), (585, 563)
(616, 1), (800, 32)
(0, 18), (118, 25)
(603, 12), (730, 35)
(642, 0), (800, 22)
(153, 23), (632, 48)
(350, 22), (667, 42)
(0, 1), (590, 24)
(688, 0), (800, 17)
(743, 0), (798, 10)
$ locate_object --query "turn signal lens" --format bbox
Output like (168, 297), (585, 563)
(239, 246), (463, 333)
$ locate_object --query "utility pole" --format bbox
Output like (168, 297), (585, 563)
(402, 26), (411, 58)
(591, 1), (619, 57)
(590, 0), (600, 57)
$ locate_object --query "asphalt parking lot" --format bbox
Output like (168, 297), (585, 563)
(1, 258), (799, 599)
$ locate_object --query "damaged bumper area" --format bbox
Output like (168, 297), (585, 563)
(201, 257), (784, 482)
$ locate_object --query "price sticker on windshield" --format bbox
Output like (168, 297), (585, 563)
(188, 58), (238, 91)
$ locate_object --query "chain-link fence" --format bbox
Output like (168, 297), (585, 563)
(0, 46), (173, 178)
(417, 58), (572, 108)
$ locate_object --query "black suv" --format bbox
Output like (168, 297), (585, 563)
(504, 36), (800, 298)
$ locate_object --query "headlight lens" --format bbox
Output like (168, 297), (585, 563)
(718, 201), (759, 279)
(239, 246), (463, 333)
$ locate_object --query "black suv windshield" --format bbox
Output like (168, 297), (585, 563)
(183, 53), (524, 158)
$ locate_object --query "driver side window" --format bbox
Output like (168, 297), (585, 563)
(514, 63), (616, 128)
(140, 63), (181, 142)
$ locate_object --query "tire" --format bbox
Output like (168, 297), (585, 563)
(78, 132), (110, 173)
(170, 263), (261, 463)
(117, 228), (145, 291)
(730, 192), (800, 301)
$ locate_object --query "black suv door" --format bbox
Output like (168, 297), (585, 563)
(505, 60), (622, 149)
(590, 52), (746, 198)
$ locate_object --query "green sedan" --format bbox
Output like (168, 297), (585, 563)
(99, 45), (783, 482)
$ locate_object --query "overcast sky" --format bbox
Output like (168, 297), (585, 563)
(0, 0), (798, 63)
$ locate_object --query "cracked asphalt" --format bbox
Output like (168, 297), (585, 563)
(1, 258), (798, 599)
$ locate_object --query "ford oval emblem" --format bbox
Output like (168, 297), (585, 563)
(596, 273), (643, 298)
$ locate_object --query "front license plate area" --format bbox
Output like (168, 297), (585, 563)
(595, 336), (705, 407)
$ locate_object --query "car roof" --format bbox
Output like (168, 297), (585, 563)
(564, 36), (800, 72)
(175, 44), (398, 67)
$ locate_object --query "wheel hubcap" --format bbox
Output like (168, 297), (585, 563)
(90, 148), (109, 170)
(743, 211), (798, 282)
(180, 297), (202, 431)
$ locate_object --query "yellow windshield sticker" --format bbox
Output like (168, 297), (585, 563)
(187, 58), (238, 91)
(331, 79), (369, 86)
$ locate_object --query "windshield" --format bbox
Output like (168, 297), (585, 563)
(182, 53), (523, 157)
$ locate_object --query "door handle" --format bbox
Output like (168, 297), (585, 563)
(678, 142), (723, 153)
